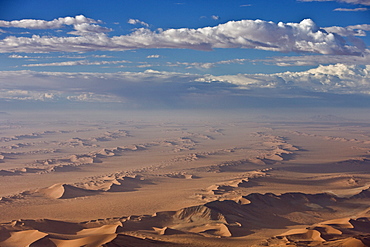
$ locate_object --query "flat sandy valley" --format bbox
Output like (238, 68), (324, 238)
(1, 110), (370, 247)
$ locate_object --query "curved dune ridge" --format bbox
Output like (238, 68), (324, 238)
(196, 169), (271, 202)
(0, 143), (147, 177)
(0, 230), (48, 247)
(34, 183), (100, 199)
(37, 176), (150, 199)
(0, 133), (207, 177)
(0, 174), (153, 202)
(1, 189), (370, 246)
(271, 217), (370, 246)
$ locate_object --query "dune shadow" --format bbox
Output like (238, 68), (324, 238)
(107, 177), (155, 192)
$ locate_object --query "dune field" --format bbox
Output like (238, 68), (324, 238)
(1, 111), (370, 246)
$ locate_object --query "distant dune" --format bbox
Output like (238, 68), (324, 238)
(1, 115), (370, 246)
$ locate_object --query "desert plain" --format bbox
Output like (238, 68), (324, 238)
(1, 110), (370, 246)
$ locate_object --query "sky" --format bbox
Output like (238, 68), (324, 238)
(0, 0), (369, 110)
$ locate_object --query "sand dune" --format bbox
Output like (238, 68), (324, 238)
(76, 177), (122, 191)
(1, 174), (154, 202)
(277, 228), (325, 242)
(290, 130), (370, 146)
(0, 143), (149, 176)
(35, 183), (100, 199)
(50, 234), (117, 247)
(163, 172), (195, 179)
(76, 223), (122, 236)
(272, 216), (370, 246)
(2, 116), (370, 246)
(0, 230), (48, 247)
(196, 169), (269, 202)
(2, 189), (370, 246)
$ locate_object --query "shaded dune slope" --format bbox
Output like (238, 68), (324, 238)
(1, 189), (370, 246)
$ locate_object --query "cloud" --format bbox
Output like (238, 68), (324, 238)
(0, 89), (121, 103)
(254, 50), (370, 66)
(171, 58), (249, 69)
(8, 54), (90, 59)
(200, 63), (370, 95)
(0, 15), (111, 36)
(9, 54), (29, 58)
(22, 60), (130, 67)
(347, 24), (370, 31)
(298, 0), (370, 6)
(341, 0), (370, 3)
(147, 54), (160, 58)
(0, 63), (369, 108)
(92, 55), (113, 58)
(0, 15), (98, 29)
(323, 26), (366, 36)
(175, 62), (215, 69)
(0, 70), (204, 106)
(334, 7), (368, 10)
(66, 93), (122, 102)
(68, 23), (112, 35)
(0, 18), (364, 55)
(128, 19), (149, 27)
(211, 15), (220, 20)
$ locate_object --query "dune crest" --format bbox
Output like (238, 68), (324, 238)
(35, 183), (99, 199)
(2, 188), (370, 246)
(0, 230), (48, 247)
(271, 217), (370, 246)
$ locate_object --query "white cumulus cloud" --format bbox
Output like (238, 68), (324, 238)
(69, 23), (112, 35)
(0, 18), (364, 55)
(128, 19), (149, 27)
(200, 63), (370, 94)
(0, 15), (98, 29)
(324, 26), (366, 36)
(347, 24), (370, 31)
(0, 15), (111, 36)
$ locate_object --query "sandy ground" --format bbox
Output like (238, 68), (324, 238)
(1, 111), (370, 246)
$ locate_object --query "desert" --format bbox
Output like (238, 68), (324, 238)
(0, 110), (369, 246)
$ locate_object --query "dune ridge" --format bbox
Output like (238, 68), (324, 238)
(270, 217), (370, 246)
(0, 144), (147, 176)
(0, 129), (217, 177)
(0, 174), (153, 202)
(196, 169), (271, 202)
(2, 118), (370, 247)
(2, 189), (370, 246)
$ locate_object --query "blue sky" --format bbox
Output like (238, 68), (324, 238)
(0, 0), (369, 109)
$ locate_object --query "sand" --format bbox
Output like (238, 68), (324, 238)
(1, 111), (370, 246)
